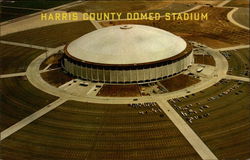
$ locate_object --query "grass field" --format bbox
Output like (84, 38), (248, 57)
(66, 1), (168, 13)
(1, 0), (74, 9)
(65, 1), (195, 17)
(226, 0), (250, 8)
(1, 7), (36, 22)
(194, 55), (215, 66)
(221, 48), (250, 77)
(0, 77), (58, 132)
(101, 6), (250, 48)
(65, 0), (222, 14)
(1, 0), (74, 22)
(97, 84), (141, 97)
(232, 8), (250, 28)
(0, 43), (45, 74)
(169, 79), (250, 159)
(1, 100), (201, 160)
(160, 74), (200, 92)
(0, 21), (96, 48)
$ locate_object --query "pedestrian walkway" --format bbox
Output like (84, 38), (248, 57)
(217, 0), (231, 7)
(0, 40), (53, 50)
(0, 98), (67, 141)
(227, 8), (250, 30)
(225, 75), (250, 82)
(0, 72), (26, 78)
(1, 5), (43, 11)
(156, 97), (218, 160)
(216, 45), (250, 51)
(90, 20), (103, 29)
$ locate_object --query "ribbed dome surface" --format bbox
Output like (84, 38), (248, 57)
(66, 24), (187, 65)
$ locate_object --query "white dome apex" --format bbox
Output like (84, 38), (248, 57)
(66, 24), (187, 65)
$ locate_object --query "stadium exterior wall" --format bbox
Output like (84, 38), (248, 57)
(62, 46), (193, 84)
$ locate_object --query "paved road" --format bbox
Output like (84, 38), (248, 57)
(43, 64), (52, 71)
(227, 8), (250, 30)
(0, 1), (82, 25)
(179, 5), (202, 13)
(225, 75), (250, 82)
(217, 0), (232, 7)
(2, 42), (244, 160)
(0, 1), (247, 158)
(0, 98), (67, 141)
(0, 2), (85, 36)
(0, 40), (52, 50)
(156, 97), (218, 160)
(0, 67), (61, 79)
(0, 72), (26, 78)
(25, 44), (229, 104)
(1, 6), (43, 11)
(216, 45), (250, 51)
(91, 20), (103, 29)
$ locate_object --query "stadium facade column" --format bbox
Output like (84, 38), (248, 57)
(123, 69), (125, 83)
(116, 69), (119, 83)
(161, 63), (164, 80)
(109, 69), (112, 83)
(80, 64), (83, 78)
(103, 67), (105, 83)
(136, 68), (138, 83)
(97, 67), (99, 82)
(90, 65), (93, 80)
(144, 67), (146, 81)
(130, 69), (132, 83)
(85, 64), (87, 80)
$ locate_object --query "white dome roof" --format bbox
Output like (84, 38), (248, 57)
(66, 24), (187, 65)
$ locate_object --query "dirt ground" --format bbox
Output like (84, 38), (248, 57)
(41, 69), (72, 87)
(160, 74), (200, 92)
(194, 55), (216, 66)
(40, 53), (63, 70)
(97, 84), (141, 97)
(101, 6), (250, 49)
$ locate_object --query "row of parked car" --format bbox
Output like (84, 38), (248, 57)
(129, 102), (164, 117)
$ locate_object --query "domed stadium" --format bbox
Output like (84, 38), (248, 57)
(63, 24), (193, 83)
